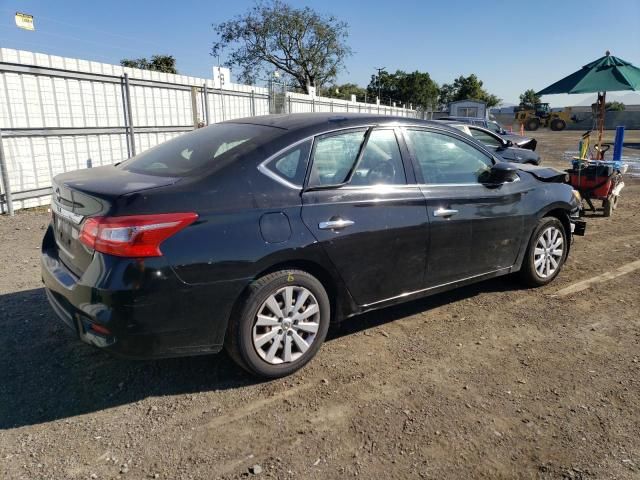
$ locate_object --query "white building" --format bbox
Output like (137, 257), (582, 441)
(448, 99), (487, 118)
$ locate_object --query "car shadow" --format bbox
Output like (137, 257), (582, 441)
(0, 276), (521, 430)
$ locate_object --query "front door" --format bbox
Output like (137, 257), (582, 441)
(403, 128), (526, 286)
(301, 128), (429, 306)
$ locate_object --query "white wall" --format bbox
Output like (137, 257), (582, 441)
(0, 48), (416, 211)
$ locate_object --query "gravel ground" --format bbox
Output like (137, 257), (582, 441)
(1, 130), (640, 479)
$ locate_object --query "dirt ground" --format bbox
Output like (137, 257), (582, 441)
(1, 130), (640, 480)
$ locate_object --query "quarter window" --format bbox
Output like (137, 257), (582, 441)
(406, 130), (493, 184)
(264, 139), (312, 186)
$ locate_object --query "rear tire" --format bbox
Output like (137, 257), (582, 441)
(525, 118), (540, 131)
(225, 269), (330, 379)
(550, 118), (566, 131)
(519, 217), (568, 287)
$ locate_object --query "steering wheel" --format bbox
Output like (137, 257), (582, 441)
(367, 160), (396, 184)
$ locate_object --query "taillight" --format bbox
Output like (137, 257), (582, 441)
(79, 212), (198, 257)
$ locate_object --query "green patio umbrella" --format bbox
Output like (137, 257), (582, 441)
(536, 51), (640, 157)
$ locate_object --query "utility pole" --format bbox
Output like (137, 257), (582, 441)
(374, 66), (385, 103)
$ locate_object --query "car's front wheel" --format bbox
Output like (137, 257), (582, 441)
(225, 269), (330, 378)
(519, 217), (568, 287)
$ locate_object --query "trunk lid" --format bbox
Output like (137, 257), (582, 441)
(51, 166), (179, 276)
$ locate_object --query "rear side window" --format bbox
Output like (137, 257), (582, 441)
(307, 130), (367, 187)
(120, 123), (280, 177)
(468, 128), (502, 147)
(350, 129), (406, 185)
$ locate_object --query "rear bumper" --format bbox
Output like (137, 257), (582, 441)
(41, 225), (245, 359)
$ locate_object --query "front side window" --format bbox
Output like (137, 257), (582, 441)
(405, 130), (493, 184)
(468, 128), (502, 148)
(307, 130), (367, 187)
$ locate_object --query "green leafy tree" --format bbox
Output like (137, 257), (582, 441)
(605, 101), (625, 111)
(439, 74), (501, 109)
(366, 70), (439, 110)
(519, 89), (541, 108)
(211, 0), (351, 93)
(320, 83), (367, 100)
(120, 55), (178, 74)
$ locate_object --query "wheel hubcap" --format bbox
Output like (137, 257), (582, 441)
(534, 226), (564, 278)
(252, 286), (320, 365)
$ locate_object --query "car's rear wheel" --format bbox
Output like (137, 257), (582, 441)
(519, 217), (568, 287)
(225, 269), (330, 378)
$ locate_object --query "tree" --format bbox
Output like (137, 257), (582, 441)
(519, 89), (541, 108)
(211, 0), (351, 93)
(439, 74), (501, 109)
(606, 101), (625, 111)
(365, 70), (439, 110)
(320, 83), (367, 100)
(120, 55), (178, 74)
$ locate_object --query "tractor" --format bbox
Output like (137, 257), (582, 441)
(514, 103), (575, 131)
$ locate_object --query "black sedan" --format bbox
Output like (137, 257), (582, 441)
(42, 114), (584, 378)
(447, 123), (541, 165)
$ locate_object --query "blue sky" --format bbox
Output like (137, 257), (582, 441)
(1, 0), (639, 107)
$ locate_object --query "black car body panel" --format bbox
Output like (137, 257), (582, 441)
(42, 113), (581, 359)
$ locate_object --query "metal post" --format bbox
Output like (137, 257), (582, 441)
(288, 95), (292, 114)
(190, 86), (199, 127)
(220, 88), (226, 121)
(0, 129), (14, 216)
(250, 90), (256, 117)
(120, 77), (131, 158)
(203, 83), (210, 125)
(312, 97), (316, 113)
(330, 101), (333, 112)
(123, 73), (136, 157)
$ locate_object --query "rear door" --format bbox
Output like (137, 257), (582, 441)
(301, 127), (429, 306)
(403, 128), (527, 286)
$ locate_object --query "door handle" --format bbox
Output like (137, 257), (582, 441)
(433, 208), (459, 218)
(319, 219), (355, 230)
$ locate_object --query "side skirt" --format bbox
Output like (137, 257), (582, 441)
(344, 266), (514, 319)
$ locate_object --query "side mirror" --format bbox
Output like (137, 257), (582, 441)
(482, 162), (519, 185)
(505, 139), (514, 147)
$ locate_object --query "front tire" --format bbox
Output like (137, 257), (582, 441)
(519, 217), (568, 287)
(225, 270), (330, 378)
(525, 118), (540, 131)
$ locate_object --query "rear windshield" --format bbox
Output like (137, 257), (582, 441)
(119, 123), (281, 177)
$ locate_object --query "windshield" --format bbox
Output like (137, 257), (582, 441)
(119, 123), (281, 177)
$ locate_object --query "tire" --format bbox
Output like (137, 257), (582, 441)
(525, 118), (540, 131)
(550, 118), (566, 131)
(225, 269), (330, 378)
(518, 217), (568, 287)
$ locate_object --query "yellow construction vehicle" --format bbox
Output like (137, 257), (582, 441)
(514, 103), (575, 131)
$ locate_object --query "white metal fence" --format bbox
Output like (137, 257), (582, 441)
(0, 48), (417, 213)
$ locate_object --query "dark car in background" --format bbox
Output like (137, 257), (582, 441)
(445, 123), (541, 165)
(437, 116), (537, 151)
(42, 114), (584, 378)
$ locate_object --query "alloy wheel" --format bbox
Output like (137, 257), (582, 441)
(252, 286), (321, 365)
(534, 226), (564, 278)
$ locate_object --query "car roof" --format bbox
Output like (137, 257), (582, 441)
(224, 112), (463, 137)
